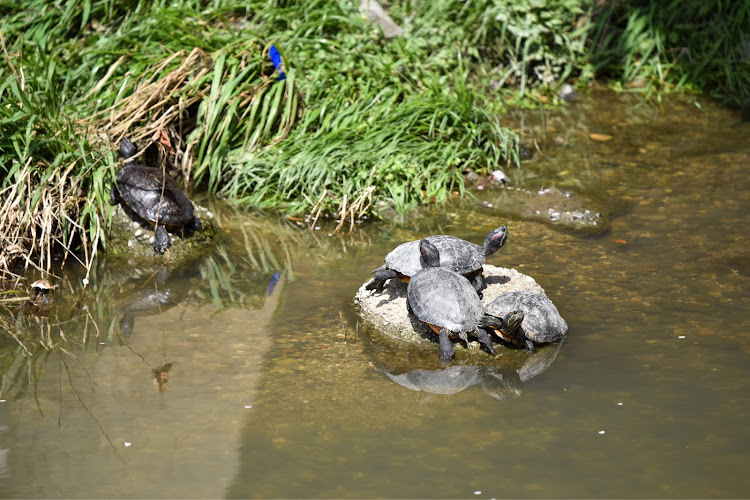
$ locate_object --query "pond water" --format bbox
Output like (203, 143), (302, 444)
(1, 90), (749, 498)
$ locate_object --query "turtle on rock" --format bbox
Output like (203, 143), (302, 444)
(406, 238), (524, 362)
(367, 226), (508, 296)
(485, 291), (567, 352)
(110, 137), (202, 254)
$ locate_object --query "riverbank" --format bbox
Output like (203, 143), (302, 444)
(1, 0), (747, 279)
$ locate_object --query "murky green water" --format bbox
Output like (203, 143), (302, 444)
(1, 91), (749, 498)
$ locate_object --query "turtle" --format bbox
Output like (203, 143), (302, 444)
(110, 137), (202, 254)
(406, 238), (524, 362)
(366, 226), (508, 296)
(24, 279), (55, 315)
(485, 291), (567, 352)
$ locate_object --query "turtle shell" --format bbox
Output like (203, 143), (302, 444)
(407, 266), (484, 331)
(487, 291), (567, 343)
(386, 235), (485, 277)
(115, 163), (195, 227)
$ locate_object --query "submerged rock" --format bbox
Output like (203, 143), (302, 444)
(480, 187), (609, 234)
(354, 264), (547, 348)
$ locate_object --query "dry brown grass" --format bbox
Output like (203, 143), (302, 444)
(0, 156), (103, 282)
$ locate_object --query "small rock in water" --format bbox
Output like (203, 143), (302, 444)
(559, 83), (577, 102)
(491, 170), (510, 184)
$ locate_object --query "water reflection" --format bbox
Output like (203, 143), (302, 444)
(1, 93), (750, 498)
(380, 343), (563, 400)
(116, 266), (192, 336)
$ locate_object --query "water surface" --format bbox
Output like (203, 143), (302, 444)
(1, 91), (749, 498)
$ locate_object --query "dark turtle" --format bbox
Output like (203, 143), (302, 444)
(485, 291), (567, 352)
(110, 137), (202, 254)
(366, 226), (508, 295)
(406, 239), (523, 362)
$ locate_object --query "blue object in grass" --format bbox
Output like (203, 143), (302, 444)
(269, 45), (286, 81)
(267, 272), (281, 296)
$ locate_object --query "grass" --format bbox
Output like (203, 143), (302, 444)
(589, 0), (750, 105)
(0, 0), (748, 280)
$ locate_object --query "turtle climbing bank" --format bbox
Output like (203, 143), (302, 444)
(110, 137), (202, 254)
(108, 138), (218, 262)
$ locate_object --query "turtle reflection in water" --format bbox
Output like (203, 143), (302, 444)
(367, 226), (508, 296)
(385, 365), (522, 401)
(406, 239), (522, 362)
(382, 342), (564, 400)
(116, 267), (187, 336)
(110, 137), (202, 254)
(486, 291), (568, 352)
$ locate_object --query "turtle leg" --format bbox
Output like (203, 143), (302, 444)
(475, 328), (497, 357)
(153, 224), (171, 254)
(469, 273), (486, 297)
(365, 269), (397, 292)
(525, 337), (536, 353)
(189, 216), (202, 231)
(438, 328), (454, 362)
(458, 331), (469, 344)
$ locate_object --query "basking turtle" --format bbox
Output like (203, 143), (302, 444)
(366, 226), (508, 295)
(110, 137), (202, 254)
(406, 239), (523, 362)
(485, 291), (567, 352)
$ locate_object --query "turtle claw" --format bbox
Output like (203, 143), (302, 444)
(470, 274), (486, 297)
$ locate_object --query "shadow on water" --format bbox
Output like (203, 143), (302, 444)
(1, 92), (750, 498)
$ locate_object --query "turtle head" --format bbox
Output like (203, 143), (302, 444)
(483, 226), (508, 257)
(120, 137), (138, 164)
(418, 238), (441, 269)
(502, 309), (524, 334)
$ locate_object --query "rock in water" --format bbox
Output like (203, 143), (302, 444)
(354, 264), (547, 347)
